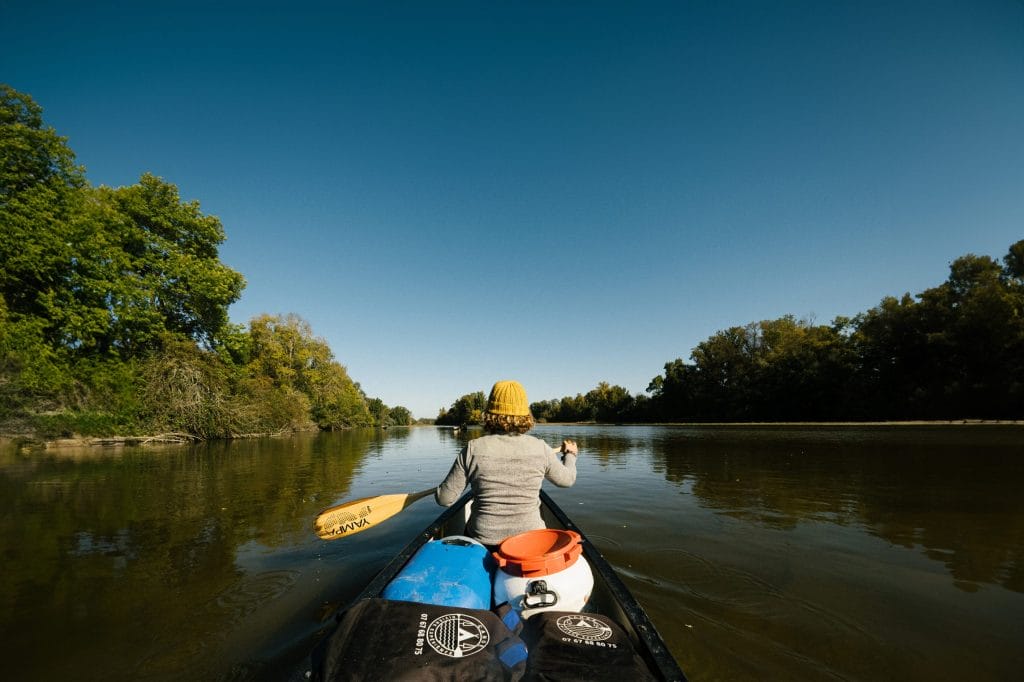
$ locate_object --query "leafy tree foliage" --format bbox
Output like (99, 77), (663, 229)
(850, 250), (1024, 419)
(367, 398), (389, 426)
(530, 383), (642, 423)
(388, 405), (413, 426)
(436, 392), (486, 425)
(531, 393), (594, 422)
(365, 399), (414, 427)
(1, 86), (407, 439)
(246, 314), (371, 429)
(665, 316), (855, 421)
(646, 242), (1024, 422)
(85, 175), (246, 354)
(507, 240), (1024, 424)
(584, 382), (635, 422)
(1, 86), (243, 358)
(0, 85), (86, 320)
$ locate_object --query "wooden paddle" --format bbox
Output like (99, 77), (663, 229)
(314, 488), (435, 540)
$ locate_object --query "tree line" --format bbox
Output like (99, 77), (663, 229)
(0, 85), (411, 439)
(439, 238), (1024, 424)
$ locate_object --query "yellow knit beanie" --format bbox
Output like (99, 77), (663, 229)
(486, 380), (530, 416)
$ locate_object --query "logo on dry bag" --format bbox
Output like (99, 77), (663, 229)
(425, 613), (490, 658)
(556, 614), (613, 641)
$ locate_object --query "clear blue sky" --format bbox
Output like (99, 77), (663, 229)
(3, 1), (1023, 418)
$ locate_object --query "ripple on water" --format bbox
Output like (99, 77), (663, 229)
(136, 569), (301, 677)
(619, 547), (890, 680)
(214, 569), (301, 620)
(582, 533), (621, 550)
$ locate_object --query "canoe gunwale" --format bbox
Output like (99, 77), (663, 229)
(538, 490), (686, 681)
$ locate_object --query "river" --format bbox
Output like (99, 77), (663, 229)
(1, 424), (1022, 681)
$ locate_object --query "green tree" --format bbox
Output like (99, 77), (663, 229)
(849, 245), (1024, 419)
(436, 391), (486, 425)
(246, 314), (371, 429)
(555, 393), (594, 422)
(530, 399), (559, 422)
(1, 87), (244, 360)
(1005, 240), (1024, 281)
(687, 323), (762, 419)
(649, 317), (854, 421)
(388, 405), (413, 426)
(647, 359), (697, 421)
(1, 86), (85, 417)
(584, 382), (635, 422)
(0, 294), (68, 409)
(367, 398), (390, 426)
(0, 85), (86, 323)
(77, 175), (246, 355)
(914, 249), (1024, 417)
(753, 316), (854, 420)
(1, 86), (389, 439)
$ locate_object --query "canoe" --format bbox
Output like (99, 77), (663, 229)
(313, 489), (687, 681)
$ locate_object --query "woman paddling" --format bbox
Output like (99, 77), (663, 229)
(435, 379), (579, 549)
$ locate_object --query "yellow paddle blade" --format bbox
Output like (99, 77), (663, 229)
(314, 489), (433, 540)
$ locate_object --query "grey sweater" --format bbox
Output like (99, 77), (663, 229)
(435, 433), (577, 546)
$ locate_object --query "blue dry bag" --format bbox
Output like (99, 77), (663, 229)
(382, 535), (494, 610)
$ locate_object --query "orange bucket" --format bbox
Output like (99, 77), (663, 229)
(492, 529), (583, 577)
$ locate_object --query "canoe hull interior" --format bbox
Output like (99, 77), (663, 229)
(333, 490), (686, 681)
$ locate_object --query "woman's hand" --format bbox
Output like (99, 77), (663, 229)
(561, 439), (579, 456)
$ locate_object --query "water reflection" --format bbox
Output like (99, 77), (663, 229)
(525, 424), (1024, 681)
(644, 426), (1024, 593)
(2, 425), (1023, 681)
(0, 428), (403, 680)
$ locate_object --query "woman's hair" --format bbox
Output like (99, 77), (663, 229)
(483, 411), (534, 435)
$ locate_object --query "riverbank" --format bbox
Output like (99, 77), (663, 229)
(0, 428), (308, 452)
(4, 419), (1020, 454)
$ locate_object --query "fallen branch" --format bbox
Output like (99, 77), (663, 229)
(84, 432), (202, 446)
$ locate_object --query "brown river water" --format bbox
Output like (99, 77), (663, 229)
(1, 424), (1022, 681)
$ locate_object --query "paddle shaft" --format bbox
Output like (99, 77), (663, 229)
(404, 488), (436, 504)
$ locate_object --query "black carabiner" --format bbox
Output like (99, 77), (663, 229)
(523, 579), (559, 610)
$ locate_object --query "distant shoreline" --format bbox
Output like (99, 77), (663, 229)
(536, 419), (1024, 427)
(4, 419), (1022, 451)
